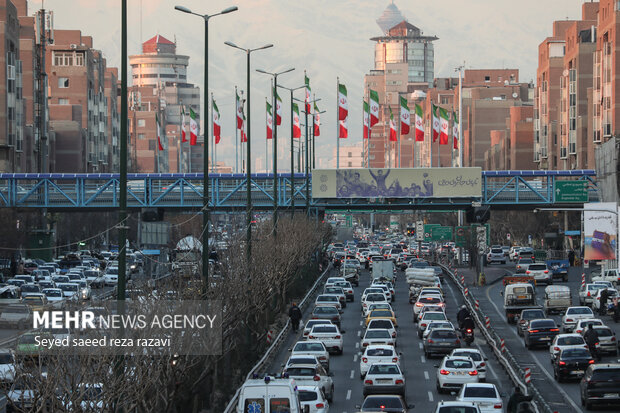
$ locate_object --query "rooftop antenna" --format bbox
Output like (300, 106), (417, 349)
(140, 0), (143, 44)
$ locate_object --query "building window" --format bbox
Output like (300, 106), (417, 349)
(484, 76), (490, 82)
(75, 52), (84, 66)
(348, 152), (352, 157)
(148, 140), (156, 151)
(138, 133), (145, 140)
(54, 52), (73, 66)
(58, 98), (69, 104)
(138, 119), (145, 127)
(58, 78), (69, 88)
(348, 162), (352, 167)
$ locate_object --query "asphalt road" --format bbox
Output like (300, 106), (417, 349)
(473, 261), (620, 413)
(268, 265), (513, 412)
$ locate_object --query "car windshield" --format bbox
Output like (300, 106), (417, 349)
(366, 294), (386, 301)
(530, 320), (555, 328)
(18, 334), (38, 345)
(529, 264), (547, 270)
(594, 328), (613, 337)
(285, 367), (315, 376)
(0, 353), (12, 364)
(314, 307), (337, 315)
(366, 348), (394, 357)
(368, 364), (400, 375)
(288, 357), (316, 366)
(445, 359), (473, 369)
(298, 390), (318, 402)
(370, 310), (392, 318)
(453, 352), (482, 361)
(424, 313), (446, 320)
(369, 320), (394, 329)
(294, 343), (324, 352)
(568, 308), (592, 315)
(44, 290), (62, 297)
(318, 296), (337, 302)
(463, 387), (497, 398)
(419, 297), (441, 304)
(491, 249), (502, 253)
(366, 330), (390, 338)
(431, 330), (457, 339)
(519, 258), (533, 263)
(60, 284), (78, 292)
(592, 369), (620, 381)
(312, 326), (337, 333)
(558, 336), (585, 345)
(362, 397), (403, 409)
(562, 349), (590, 358)
(438, 407), (478, 413)
(20, 285), (39, 292)
(306, 321), (329, 329)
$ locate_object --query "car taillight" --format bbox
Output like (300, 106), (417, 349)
(566, 318), (573, 322)
(589, 359), (595, 364)
(421, 323), (427, 328)
(334, 335), (341, 339)
(439, 369), (450, 375)
(587, 292), (591, 297)
(529, 329), (539, 333)
(309, 336), (314, 339)
(362, 357), (368, 363)
(415, 303), (424, 307)
(559, 361), (566, 366)
(364, 379), (373, 385)
(427, 339), (434, 343)
(392, 357), (398, 362)
(526, 271), (531, 274)
(612, 336), (616, 342)
(480, 362), (486, 367)
(469, 370), (478, 376)
(392, 332), (396, 338)
(554, 346), (560, 351)
(550, 328), (559, 332)
(313, 375), (320, 381)
(544, 270), (549, 274)
(494, 403), (503, 409)
(319, 356), (327, 361)
(576, 329), (582, 333)
(362, 342), (368, 347)
(395, 379), (404, 384)
(316, 403), (325, 408)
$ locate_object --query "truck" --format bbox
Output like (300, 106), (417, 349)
(372, 258), (395, 282)
(545, 258), (569, 282)
(502, 283), (542, 324)
(171, 236), (202, 278)
(236, 375), (306, 413)
(502, 273), (536, 287)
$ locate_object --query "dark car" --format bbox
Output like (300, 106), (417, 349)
(311, 305), (341, 327)
(523, 319), (560, 349)
(357, 394), (412, 412)
(554, 347), (594, 382)
(517, 308), (546, 336)
(580, 364), (620, 410)
(424, 328), (461, 358)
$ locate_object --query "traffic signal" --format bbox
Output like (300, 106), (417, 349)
(466, 206), (490, 224)
(406, 227), (415, 236)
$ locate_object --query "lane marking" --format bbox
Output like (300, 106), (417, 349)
(350, 370), (354, 379)
(359, 320), (363, 326)
(355, 342), (360, 349)
(424, 371), (429, 380)
(357, 330), (361, 337)
(353, 354), (358, 362)
(428, 391), (434, 402)
(421, 355), (426, 363)
(346, 389), (352, 400)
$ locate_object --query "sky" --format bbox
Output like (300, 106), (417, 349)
(39, 0), (587, 171)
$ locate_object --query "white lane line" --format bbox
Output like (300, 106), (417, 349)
(418, 342), (423, 349)
(484, 284), (584, 413)
(428, 391), (434, 402)
(424, 371), (429, 380)
(357, 330), (361, 337)
(350, 370), (354, 379)
(346, 389), (352, 400)
(353, 354), (358, 362)
(359, 320), (363, 326)
(355, 342), (360, 349)
(421, 355), (426, 363)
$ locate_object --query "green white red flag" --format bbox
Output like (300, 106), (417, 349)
(439, 107), (449, 145)
(339, 118), (347, 138)
(415, 104), (424, 142)
(304, 74), (311, 113)
(369, 89), (379, 126)
(389, 107), (397, 142)
(189, 107), (198, 146)
(453, 111), (459, 149)
(293, 103), (301, 138)
(400, 95), (410, 135)
(363, 100), (370, 139)
(181, 107), (187, 143)
(213, 99), (221, 144)
(236, 91), (244, 130)
(156, 113), (164, 151)
(313, 102), (320, 137)
(275, 88), (282, 125)
(338, 83), (348, 121)
(266, 101), (273, 140)
(432, 104), (440, 142)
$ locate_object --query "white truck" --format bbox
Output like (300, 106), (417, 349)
(236, 376), (308, 413)
(372, 259), (395, 282)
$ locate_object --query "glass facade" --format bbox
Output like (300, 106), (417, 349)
(375, 40), (434, 84)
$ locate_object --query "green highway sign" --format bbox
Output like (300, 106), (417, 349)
(455, 226), (469, 247)
(431, 226), (453, 241)
(345, 215), (353, 227)
(423, 224), (440, 241)
(554, 181), (588, 203)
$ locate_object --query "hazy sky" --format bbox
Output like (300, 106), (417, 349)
(39, 0), (587, 170)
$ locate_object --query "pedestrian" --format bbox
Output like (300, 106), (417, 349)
(600, 288), (609, 316)
(568, 250), (575, 267)
(288, 302), (302, 333)
(507, 387), (533, 413)
(614, 297), (620, 323)
(584, 323), (601, 361)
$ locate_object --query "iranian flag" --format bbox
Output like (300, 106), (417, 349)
(338, 83), (348, 121)
(369, 89), (379, 126)
(363, 100), (370, 139)
(156, 113), (164, 151)
(275, 88), (282, 125)
(266, 101), (273, 140)
(400, 95), (410, 135)
(313, 102), (321, 137)
(339, 118), (348, 138)
(415, 104), (424, 142)
(189, 107), (198, 146)
(213, 99), (221, 144)
(389, 107), (397, 142)
(304, 74), (311, 113)
(439, 107), (450, 145)
(236, 91), (244, 130)
(292, 103), (301, 138)
(453, 112), (459, 149)
(432, 104), (440, 142)
(181, 107), (187, 142)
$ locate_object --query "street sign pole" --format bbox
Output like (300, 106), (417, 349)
(476, 226), (487, 283)
(416, 220), (424, 255)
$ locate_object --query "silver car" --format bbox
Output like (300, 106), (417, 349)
(526, 263), (552, 285)
(362, 363), (406, 398)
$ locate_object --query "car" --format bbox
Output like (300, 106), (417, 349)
(363, 363), (406, 398)
(19, 283), (41, 298)
(579, 363), (620, 409)
(581, 325), (618, 356)
(310, 305), (341, 327)
(526, 263), (552, 285)
(303, 319), (333, 338)
(57, 282), (80, 301)
(315, 295), (342, 312)
(325, 277), (346, 288)
(357, 394), (412, 412)
(104, 267), (119, 286)
(0, 349), (16, 382)
(549, 334), (588, 363)
(509, 246), (523, 261)
(290, 340), (329, 371)
(0, 304), (32, 329)
(450, 349), (488, 381)
(554, 347), (594, 382)
(282, 363), (334, 402)
(486, 248), (506, 265)
(562, 306), (595, 333)
(518, 248), (536, 261)
(523, 319), (560, 349)
(85, 270), (105, 288)
(361, 328), (396, 348)
(21, 294), (48, 312)
(515, 257), (534, 273)
(297, 385), (329, 413)
(423, 321), (455, 340)
(14, 275), (34, 284)
(370, 283), (392, 301)
(424, 328), (461, 358)
(592, 288), (618, 312)
(366, 309), (398, 327)
(579, 283), (606, 306)
(42, 288), (64, 304)
(436, 356), (479, 394)
(359, 345), (400, 378)
(323, 287), (347, 308)
(52, 275), (70, 284)
(516, 308), (546, 337)
(367, 319), (397, 340)
(418, 311), (448, 339)
(308, 324), (344, 355)
(38, 280), (55, 290)
(434, 401), (481, 413)
(362, 293), (390, 314)
(413, 295), (445, 321)
(333, 281), (354, 302)
(573, 318), (604, 335)
(455, 383), (503, 413)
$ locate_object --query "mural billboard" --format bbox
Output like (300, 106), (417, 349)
(584, 202), (618, 261)
(312, 168), (482, 199)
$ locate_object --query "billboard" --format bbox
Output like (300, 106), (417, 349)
(583, 202), (618, 261)
(312, 168), (482, 199)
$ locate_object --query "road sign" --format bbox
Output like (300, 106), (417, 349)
(423, 224), (440, 242)
(345, 215), (353, 227)
(554, 181), (588, 203)
(455, 226), (469, 247)
(506, 233), (511, 241)
(476, 226), (487, 254)
(415, 221), (424, 241)
(431, 226), (453, 241)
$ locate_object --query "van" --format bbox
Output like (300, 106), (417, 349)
(236, 375), (308, 413)
(543, 285), (572, 315)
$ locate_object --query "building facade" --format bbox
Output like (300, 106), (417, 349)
(333, 143), (364, 168)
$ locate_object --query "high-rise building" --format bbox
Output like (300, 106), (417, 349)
(129, 34), (201, 173)
(333, 143), (364, 168)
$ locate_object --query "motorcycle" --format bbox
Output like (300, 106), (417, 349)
(463, 328), (474, 347)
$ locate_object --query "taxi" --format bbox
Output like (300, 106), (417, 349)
(365, 308), (397, 327)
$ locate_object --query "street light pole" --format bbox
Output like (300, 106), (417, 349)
(294, 96), (321, 217)
(278, 85), (304, 216)
(175, 4), (238, 296)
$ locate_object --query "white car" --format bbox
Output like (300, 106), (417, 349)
(315, 295), (342, 312)
(361, 328), (396, 348)
(325, 277), (346, 288)
(562, 306), (595, 332)
(361, 287), (385, 302)
(370, 284), (392, 301)
(549, 334), (588, 363)
(362, 363), (406, 398)
(283, 355), (321, 370)
(418, 311), (448, 339)
(361, 293), (389, 314)
(573, 318), (604, 335)
(359, 345), (400, 378)
(104, 267), (119, 286)
(308, 324), (344, 354)
(303, 319), (333, 338)
(0, 349), (16, 382)
(456, 383), (503, 413)
(423, 321), (455, 340)
(42, 288), (64, 304)
(434, 401), (481, 413)
(526, 263), (552, 285)
(509, 246), (522, 261)
(367, 319), (397, 339)
(449, 349), (488, 381)
(487, 248), (506, 264)
(436, 356), (480, 394)
(282, 363), (334, 402)
(592, 288), (617, 312)
(291, 340), (330, 371)
(297, 385), (329, 413)
(413, 294), (445, 321)
(56, 283), (80, 300)
(579, 283), (606, 306)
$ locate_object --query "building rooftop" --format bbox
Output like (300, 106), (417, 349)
(142, 34), (176, 54)
(377, 2), (405, 34)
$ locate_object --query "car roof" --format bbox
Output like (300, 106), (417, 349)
(462, 382), (497, 389)
(365, 344), (394, 350)
(444, 356), (473, 362)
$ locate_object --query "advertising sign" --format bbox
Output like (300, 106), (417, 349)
(312, 168), (482, 199)
(583, 202), (618, 261)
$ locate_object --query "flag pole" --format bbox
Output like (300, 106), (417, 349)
(211, 93), (215, 173)
(336, 77), (340, 170)
(265, 98), (269, 173)
(178, 104), (182, 172)
(459, 68), (463, 168)
(235, 86), (238, 173)
(397, 96), (401, 168)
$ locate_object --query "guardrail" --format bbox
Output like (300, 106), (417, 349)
(437, 260), (554, 413)
(222, 264), (332, 413)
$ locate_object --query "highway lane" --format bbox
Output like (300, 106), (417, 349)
(268, 265), (513, 412)
(476, 262), (620, 412)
